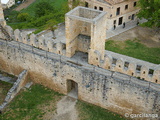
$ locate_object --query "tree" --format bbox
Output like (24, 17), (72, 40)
(137, 0), (160, 28)
(35, 2), (54, 17)
(17, 13), (30, 22)
(45, 19), (58, 39)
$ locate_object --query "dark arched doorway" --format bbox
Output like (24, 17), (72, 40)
(67, 80), (78, 99)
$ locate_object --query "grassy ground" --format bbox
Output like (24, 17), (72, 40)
(105, 39), (160, 64)
(76, 100), (126, 120)
(0, 84), (63, 120)
(21, 0), (67, 17)
(0, 83), (127, 120)
(5, 0), (68, 32)
(0, 81), (12, 105)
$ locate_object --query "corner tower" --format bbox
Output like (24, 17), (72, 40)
(65, 6), (107, 65)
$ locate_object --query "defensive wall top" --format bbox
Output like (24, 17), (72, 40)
(0, 6), (159, 85)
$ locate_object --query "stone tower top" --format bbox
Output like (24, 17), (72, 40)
(65, 6), (107, 65)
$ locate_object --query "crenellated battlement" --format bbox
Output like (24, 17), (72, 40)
(13, 29), (66, 56)
(92, 49), (160, 84)
(0, 6), (159, 85)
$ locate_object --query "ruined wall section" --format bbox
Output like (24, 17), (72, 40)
(0, 39), (160, 118)
(0, 70), (28, 112)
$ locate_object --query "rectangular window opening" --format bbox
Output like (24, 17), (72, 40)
(136, 65), (142, 73)
(116, 7), (120, 16)
(125, 5), (128, 10)
(124, 62), (129, 70)
(112, 58), (117, 66)
(134, 2), (137, 7)
(148, 69), (154, 76)
(85, 2), (88, 7)
(99, 7), (103, 11)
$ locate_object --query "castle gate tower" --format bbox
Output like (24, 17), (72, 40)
(65, 6), (107, 65)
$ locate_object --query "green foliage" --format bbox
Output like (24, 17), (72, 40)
(45, 19), (58, 31)
(35, 2), (54, 17)
(70, 0), (84, 8)
(0, 81), (12, 105)
(6, 0), (68, 33)
(21, 0), (67, 17)
(17, 13), (30, 22)
(137, 0), (160, 28)
(0, 84), (62, 120)
(77, 100), (126, 120)
(4, 10), (19, 23)
(105, 40), (160, 64)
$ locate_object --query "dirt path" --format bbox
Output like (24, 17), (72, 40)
(110, 26), (160, 48)
(52, 96), (78, 120)
(14, 0), (36, 11)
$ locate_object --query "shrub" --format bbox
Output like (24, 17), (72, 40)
(17, 13), (30, 22)
(35, 2), (54, 17)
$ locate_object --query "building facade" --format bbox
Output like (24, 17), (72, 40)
(70, 0), (140, 29)
(1, 0), (15, 9)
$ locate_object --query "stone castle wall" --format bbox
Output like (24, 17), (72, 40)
(0, 39), (160, 118)
(1, 25), (160, 85)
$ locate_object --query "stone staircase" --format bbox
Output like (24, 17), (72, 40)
(0, 24), (12, 40)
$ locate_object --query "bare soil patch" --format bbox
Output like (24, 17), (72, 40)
(14, 0), (36, 11)
(110, 26), (160, 48)
(52, 96), (78, 120)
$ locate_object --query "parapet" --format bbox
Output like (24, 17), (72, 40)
(66, 6), (106, 23)
(13, 25), (66, 56)
(91, 49), (160, 84)
(0, 6), (159, 85)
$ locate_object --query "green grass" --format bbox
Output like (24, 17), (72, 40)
(21, 0), (67, 17)
(76, 100), (126, 120)
(5, 0), (68, 32)
(105, 39), (160, 64)
(0, 83), (127, 120)
(0, 81), (12, 104)
(0, 84), (63, 120)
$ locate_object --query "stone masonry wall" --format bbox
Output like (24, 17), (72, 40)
(0, 39), (160, 118)
(1, 24), (160, 84)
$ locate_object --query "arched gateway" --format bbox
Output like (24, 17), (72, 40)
(67, 80), (78, 99)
